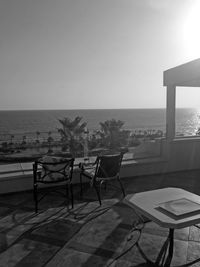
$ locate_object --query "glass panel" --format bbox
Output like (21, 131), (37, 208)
(176, 87), (200, 137)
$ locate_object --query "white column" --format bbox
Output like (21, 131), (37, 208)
(166, 85), (176, 140)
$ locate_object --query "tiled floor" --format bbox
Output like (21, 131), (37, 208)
(1, 170), (200, 266)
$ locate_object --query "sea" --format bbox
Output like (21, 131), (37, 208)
(0, 108), (199, 142)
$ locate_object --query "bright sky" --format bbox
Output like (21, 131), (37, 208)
(0, 0), (200, 110)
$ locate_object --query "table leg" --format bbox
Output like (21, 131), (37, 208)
(154, 228), (174, 267)
(164, 229), (174, 267)
(137, 228), (174, 267)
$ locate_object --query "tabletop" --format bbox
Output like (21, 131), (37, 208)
(124, 187), (200, 229)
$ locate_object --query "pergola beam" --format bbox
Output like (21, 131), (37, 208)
(164, 58), (200, 87)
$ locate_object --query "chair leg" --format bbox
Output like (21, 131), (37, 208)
(70, 183), (74, 209)
(100, 180), (104, 196)
(33, 183), (38, 213)
(118, 177), (126, 197)
(93, 182), (101, 206)
(80, 173), (83, 197)
(66, 183), (69, 199)
(66, 183), (70, 209)
(104, 181), (107, 191)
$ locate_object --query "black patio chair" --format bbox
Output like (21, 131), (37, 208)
(79, 153), (125, 205)
(33, 156), (74, 213)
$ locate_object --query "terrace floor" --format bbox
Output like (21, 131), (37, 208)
(1, 170), (200, 266)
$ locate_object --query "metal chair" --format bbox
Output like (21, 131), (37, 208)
(79, 153), (125, 205)
(33, 156), (74, 213)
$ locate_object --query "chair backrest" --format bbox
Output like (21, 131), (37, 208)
(34, 156), (74, 183)
(95, 153), (123, 179)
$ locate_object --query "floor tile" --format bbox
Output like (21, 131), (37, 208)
(46, 247), (109, 267)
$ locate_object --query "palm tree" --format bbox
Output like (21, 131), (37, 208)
(98, 119), (127, 150)
(36, 131), (40, 144)
(57, 116), (87, 156)
(21, 135), (27, 147)
(47, 131), (53, 142)
(196, 127), (200, 135)
(9, 134), (14, 145)
(47, 131), (54, 153)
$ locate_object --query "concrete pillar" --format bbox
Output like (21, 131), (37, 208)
(166, 85), (176, 140)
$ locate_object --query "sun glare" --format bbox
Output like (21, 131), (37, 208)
(182, 1), (200, 59)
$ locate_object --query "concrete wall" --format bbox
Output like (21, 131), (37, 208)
(162, 138), (200, 172)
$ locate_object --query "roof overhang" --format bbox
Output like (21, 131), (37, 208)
(163, 58), (200, 87)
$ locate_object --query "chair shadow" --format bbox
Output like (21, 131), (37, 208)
(78, 200), (144, 267)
